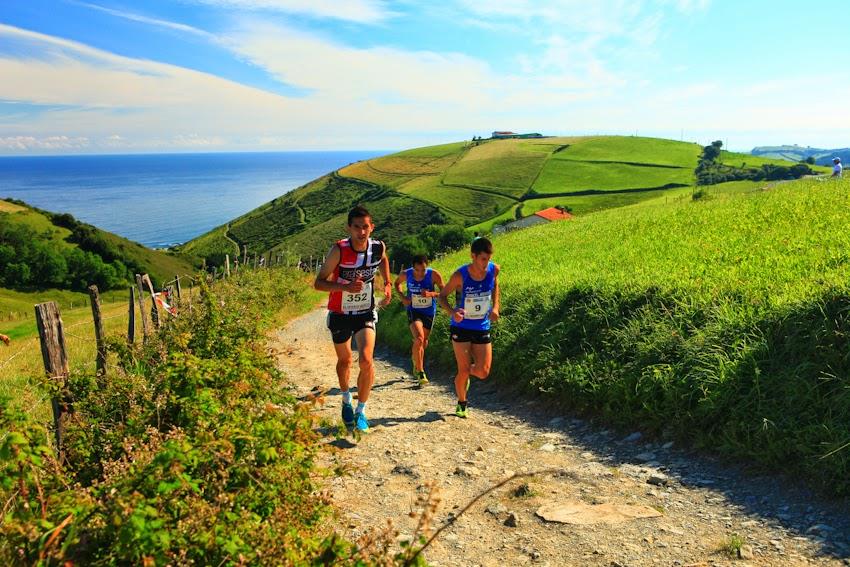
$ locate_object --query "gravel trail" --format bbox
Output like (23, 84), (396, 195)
(273, 307), (850, 567)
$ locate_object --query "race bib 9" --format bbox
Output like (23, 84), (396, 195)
(342, 282), (372, 311)
(464, 293), (491, 320)
(411, 294), (433, 309)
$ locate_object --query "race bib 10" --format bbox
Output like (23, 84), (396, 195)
(464, 293), (491, 320)
(342, 282), (372, 311)
(411, 294), (433, 309)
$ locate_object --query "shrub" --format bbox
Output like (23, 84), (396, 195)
(0, 269), (368, 564)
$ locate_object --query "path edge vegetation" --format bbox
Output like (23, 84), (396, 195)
(378, 178), (850, 497)
(0, 268), (421, 565)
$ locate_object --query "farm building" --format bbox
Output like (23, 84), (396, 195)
(493, 207), (572, 234)
(490, 131), (544, 139)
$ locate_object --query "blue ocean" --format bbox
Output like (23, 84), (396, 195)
(0, 151), (385, 248)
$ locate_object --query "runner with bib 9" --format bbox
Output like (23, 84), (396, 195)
(314, 205), (392, 432)
(438, 237), (500, 418)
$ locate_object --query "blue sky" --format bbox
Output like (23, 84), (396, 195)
(1, 0), (847, 154)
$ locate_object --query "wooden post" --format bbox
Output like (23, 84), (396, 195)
(87, 285), (107, 376)
(201, 258), (206, 272)
(128, 286), (136, 345)
(135, 274), (150, 342)
(34, 301), (69, 461)
(213, 266), (218, 280)
(174, 275), (182, 300)
(225, 254), (231, 277)
(242, 245), (248, 265)
(142, 274), (160, 329)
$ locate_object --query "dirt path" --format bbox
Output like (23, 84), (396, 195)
(273, 308), (850, 567)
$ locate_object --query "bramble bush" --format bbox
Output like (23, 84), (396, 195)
(0, 268), (411, 565)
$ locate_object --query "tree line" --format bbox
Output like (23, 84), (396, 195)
(0, 204), (149, 292)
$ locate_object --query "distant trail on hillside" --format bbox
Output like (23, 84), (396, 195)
(273, 308), (850, 566)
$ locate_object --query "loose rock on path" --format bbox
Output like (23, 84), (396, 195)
(273, 308), (850, 567)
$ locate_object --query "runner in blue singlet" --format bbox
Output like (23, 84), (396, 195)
(394, 255), (444, 387)
(438, 237), (501, 418)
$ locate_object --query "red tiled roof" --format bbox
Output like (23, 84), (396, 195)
(534, 207), (573, 221)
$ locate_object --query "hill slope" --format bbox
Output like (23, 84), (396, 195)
(183, 136), (704, 261)
(0, 198), (196, 293)
(379, 176), (850, 494)
(751, 144), (850, 166)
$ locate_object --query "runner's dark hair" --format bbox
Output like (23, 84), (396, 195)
(412, 254), (429, 266)
(347, 205), (371, 225)
(471, 237), (493, 255)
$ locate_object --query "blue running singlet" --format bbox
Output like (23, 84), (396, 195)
(454, 262), (495, 331)
(405, 267), (437, 316)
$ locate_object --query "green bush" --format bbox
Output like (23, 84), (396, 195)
(0, 269), (372, 564)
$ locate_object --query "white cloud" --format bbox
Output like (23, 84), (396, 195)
(70, 2), (214, 38)
(187, 0), (394, 23)
(0, 135), (90, 150)
(2, 14), (848, 154)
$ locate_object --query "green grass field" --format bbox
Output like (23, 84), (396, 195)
(553, 136), (703, 167)
(532, 160), (693, 194)
(441, 139), (547, 196)
(379, 177), (850, 494)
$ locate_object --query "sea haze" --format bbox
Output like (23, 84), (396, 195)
(0, 151), (385, 248)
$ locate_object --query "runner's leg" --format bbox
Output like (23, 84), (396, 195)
(470, 342), (492, 381)
(452, 340), (473, 402)
(410, 320), (426, 373)
(333, 340), (353, 392)
(354, 326), (376, 403)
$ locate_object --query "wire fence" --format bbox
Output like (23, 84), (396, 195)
(1, 260), (293, 430)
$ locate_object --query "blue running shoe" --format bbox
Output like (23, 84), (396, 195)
(355, 411), (369, 432)
(341, 402), (355, 427)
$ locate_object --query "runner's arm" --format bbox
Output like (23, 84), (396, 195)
(438, 271), (464, 323)
(378, 245), (393, 307)
(426, 269), (445, 297)
(394, 271), (411, 306)
(489, 264), (501, 321)
(313, 245), (361, 293)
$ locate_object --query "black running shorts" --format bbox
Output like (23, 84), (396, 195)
(327, 311), (376, 344)
(450, 325), (491, 344)
(407, 310), (434, 330)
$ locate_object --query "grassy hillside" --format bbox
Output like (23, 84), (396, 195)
(185, 135), (722, 263)
(0, 199), (196, 289)
(379, 176), (850, 494)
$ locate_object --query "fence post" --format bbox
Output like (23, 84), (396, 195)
(34, 301), (69, 462)
(135, 274), (150, 342)
(242, 245), (248, 265)
(225, 254), (231, 278)
(142, 274), (160, 329)
(174, 275), (182, 300)
(128, 286), (136, 345)
(87, 285), (107, 376)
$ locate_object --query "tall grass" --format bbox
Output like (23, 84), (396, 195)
(379, 177), (850, 494)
